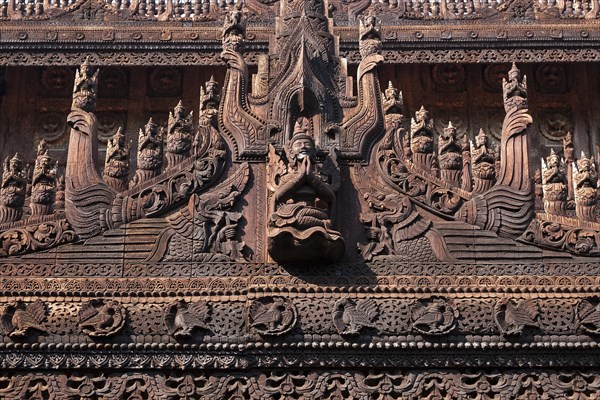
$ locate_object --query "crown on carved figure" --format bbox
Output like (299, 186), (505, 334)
(576, 151), (595, 171)
(415, 106), (430, 122)
(7, 152), (23, 172)
(290, 117), (314, 143)
(145, 118), (157, 131)
(444, 121), (456, 135)
(508, 62), (521, 79)
(476, 129), (487, 143)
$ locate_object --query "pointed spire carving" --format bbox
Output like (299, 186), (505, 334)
(457, 63), (534, 239)
(65, 60), (116, 239)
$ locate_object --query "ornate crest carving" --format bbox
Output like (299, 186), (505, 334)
(267, 118), (344, 263)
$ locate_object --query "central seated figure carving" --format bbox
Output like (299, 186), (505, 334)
(267, 118), (345, 263)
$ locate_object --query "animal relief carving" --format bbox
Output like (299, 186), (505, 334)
(78, 299), (125, 338)
(410, 297), (458, 335)
(147, 163), (250, 262)
(0, 299), (46, 340)
(332, 298), (379, 336)
(164, 300), (211, 339)
(248, 297), (297, 336)
(494, 298), (539, 336)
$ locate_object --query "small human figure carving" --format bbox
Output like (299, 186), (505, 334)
(410, 106), (436, 173)
(470, 129), (497, 193)
(572, 152), (598, 222)
(166, 101), (194, 169)
(30, 144), (57, 218)
(541, 149), (568, 216)
(103, 127), (130, 192)
(130, 118), (163, 188)
(0, 153), (27, 223)
(358, 12), (382, 57)
(502, 62), (528, 111)
(438, 122), (463, 186)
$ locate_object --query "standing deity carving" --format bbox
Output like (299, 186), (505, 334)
(267, 118), (344, 263)
(0, 153), (26, 224)
(130, 118), (163, 188)
(541, 149), (568, 216)
(410, 107), (436, 173)
(437, 122), (462, 186)
(572, 153), (598, 222)
(30, 142), (57, 218)
(103, 127), (130, 192)
(166, 101), (194, 169)
(470, 129), (497, 193)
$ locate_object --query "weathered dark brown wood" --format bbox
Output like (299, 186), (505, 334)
(0, 0), (600, 397)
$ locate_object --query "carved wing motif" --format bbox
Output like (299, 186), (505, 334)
(0, 305), (14, 334)
(26, 299), (46, 324)
(357, 299), (378, 321)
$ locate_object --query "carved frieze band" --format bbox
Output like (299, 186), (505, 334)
(5, 47), (600, 66)
(3, 368), (600, 400)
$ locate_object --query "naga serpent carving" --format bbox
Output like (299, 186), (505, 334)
(456, 63), (535, 238)
(65, 59), (116, 239)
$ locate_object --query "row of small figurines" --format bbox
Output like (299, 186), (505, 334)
(0, 139), (64, 225)
(537, 132), (599, 222)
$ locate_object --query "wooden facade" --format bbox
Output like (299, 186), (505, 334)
(0, 0), (600, 397)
